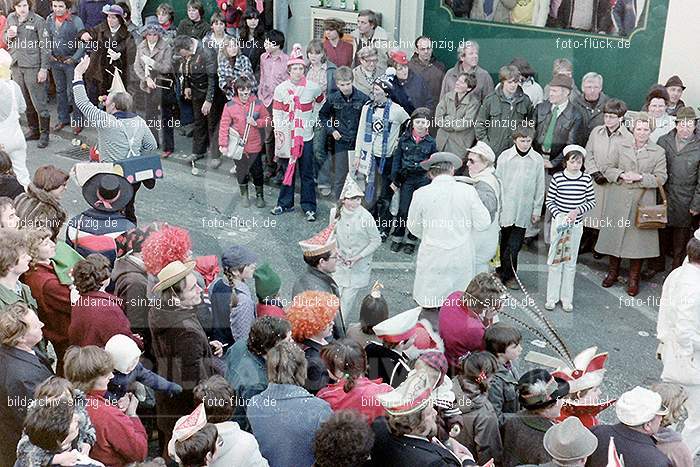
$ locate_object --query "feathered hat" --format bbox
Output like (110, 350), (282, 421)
(287, 43), (306, 68)
(551, 347), (608, 394)
(299, 223), (336, 257)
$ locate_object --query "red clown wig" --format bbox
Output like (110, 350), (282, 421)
(141, 224), (192, 275)
(287, 291), (339, 341)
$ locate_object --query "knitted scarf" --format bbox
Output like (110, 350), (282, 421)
(282, 77), (309, 186)
(363, 101), (393, 202)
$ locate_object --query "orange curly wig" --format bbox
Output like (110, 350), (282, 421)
(287, 291), (339, 341)
(141, 224), (192, 275)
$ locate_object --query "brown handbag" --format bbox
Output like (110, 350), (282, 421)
(635, 179), (668, 229)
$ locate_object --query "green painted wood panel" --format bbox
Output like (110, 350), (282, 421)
(423, 0), (669, 109)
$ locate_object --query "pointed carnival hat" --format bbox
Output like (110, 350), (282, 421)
(551, 346), (608, 394)
(299, 223), (336, 257)
(167, 404), (208, 462)
(372, 306), (421, 344)
(287, 43), (306, 67)
(376, 369), (434, 416)
(108, 67), (127, 95)
(339, 174), (364, 200)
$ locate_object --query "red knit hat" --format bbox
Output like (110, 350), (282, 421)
(287, 43), (306, 68)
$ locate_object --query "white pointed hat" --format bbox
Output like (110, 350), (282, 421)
(108, 67), (127, 95)
(339, 174), (364, 199)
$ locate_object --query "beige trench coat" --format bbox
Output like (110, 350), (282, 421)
(595, 140), (668, 259)
(583, 124), (633, 228)
(435, 91), (480, 157)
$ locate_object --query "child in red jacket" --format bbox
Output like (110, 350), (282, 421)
(219, 76), (270, 207)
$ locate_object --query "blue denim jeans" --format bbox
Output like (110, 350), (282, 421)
(276, 141), (317, 213)
(50, 61), (83, 125)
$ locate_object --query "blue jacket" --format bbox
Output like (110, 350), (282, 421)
(44, 13), (85, 62)
(319, 87), (370, 145)
(107, 362), (182, 401)
(390, 70), (433, 115)
(248, 383), (332, 467)
(391, 131), (436, 184)
(224, 338), (268, 432)
(79, 0), (112, 29)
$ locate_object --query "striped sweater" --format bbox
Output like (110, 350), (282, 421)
(545, 170), (596, 224)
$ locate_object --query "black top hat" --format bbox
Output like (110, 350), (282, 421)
(82, 173), (134, 213)
(518, 369), (570, 410)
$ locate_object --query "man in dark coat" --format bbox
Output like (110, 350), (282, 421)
(0, 303), (54, 466)
(649, 108), (700, 272)
(409, 36), (446, 118)
(585, 386), (672, 467)
(172, 35), (218, 164)
(571, 72), (610, 142)
(370, 370), (475, 466)
(293, 225), (346, 338)
(149, 260), (221, 441)
(533, 74), (585, 172)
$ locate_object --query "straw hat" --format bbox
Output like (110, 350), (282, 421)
(153, 260), (196, 293)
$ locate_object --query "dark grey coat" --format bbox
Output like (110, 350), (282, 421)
(533, 101), (585, 170)
(571, 91), (610, 141)
(453, 378), (503, 465)
(476, 85), (533, 158)
(585, 423), (672, 467)
(292, 265), (346, 338)
(487, 361), (520, 423)
(501, 412), (553, 467)
(0, 345), (54, 466)
(656, 130), (700, 227)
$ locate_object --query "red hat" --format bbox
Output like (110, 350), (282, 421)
(551, 347), (608, 393)
(141, 224), (192, 275)
(389, 50), (409, 65)
(287, 43), (306, 68)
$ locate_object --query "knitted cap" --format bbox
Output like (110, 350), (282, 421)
(254, 263), (281, 299)
(287, 43), (306, 67)
(373, 67), (396, 95)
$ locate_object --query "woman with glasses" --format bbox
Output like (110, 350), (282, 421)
(461, 141), (501, 275)
(352, 46), (384, 97)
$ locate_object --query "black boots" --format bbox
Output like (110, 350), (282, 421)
(38, 116), (50, 148)
(239, 185), (251, 208)
(255, 185), (265, 208)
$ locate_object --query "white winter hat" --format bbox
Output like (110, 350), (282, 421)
(105, 334), (141, 374)
(468, 141), (496, 165)
(615, 386), (668, 426)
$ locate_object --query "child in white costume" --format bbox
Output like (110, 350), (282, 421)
(330, 175), (381, 321)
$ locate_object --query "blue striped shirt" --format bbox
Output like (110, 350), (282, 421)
(545, 171), (596, 224)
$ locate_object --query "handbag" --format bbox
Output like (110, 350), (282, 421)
(635, 179), (668, 229)
(226, 101), (256, 161)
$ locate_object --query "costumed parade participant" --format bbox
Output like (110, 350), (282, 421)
(330, 174), (381, 321)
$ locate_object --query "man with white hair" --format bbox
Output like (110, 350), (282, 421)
(657, 232), (700, 457)
(571, 72), (610, 141)
(585, 386), (672, 466)
(439, 41), (494, 103)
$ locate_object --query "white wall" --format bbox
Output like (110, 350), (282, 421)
(659, 0), (700, 108)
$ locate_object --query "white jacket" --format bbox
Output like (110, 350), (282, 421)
(657, 262), (700, 385)
(496, 145), (545, 229)
(408, 175), (491, 307)
(212, 421), (269, 467)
